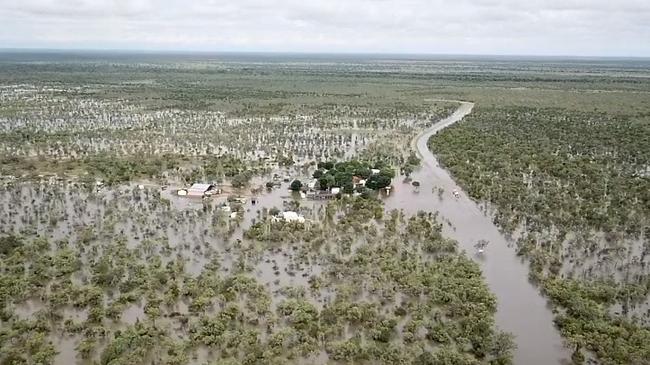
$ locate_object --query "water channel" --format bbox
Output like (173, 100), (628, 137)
(384, 101), (571, 364)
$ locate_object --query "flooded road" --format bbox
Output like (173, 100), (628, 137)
(384, 101), (571, 365)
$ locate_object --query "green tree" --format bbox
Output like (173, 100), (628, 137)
(379, 167), (395, 179)
(312, 169), (324, 179)
(366, 174), (391, 190)
(290, 179), (303, 191)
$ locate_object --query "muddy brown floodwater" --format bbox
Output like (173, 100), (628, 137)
(1, 103), (573, 364)
(384, 101), (571, 365)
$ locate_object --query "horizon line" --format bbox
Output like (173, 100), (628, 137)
(1, 47), (649, 60)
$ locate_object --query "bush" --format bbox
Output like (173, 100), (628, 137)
(0, 235), (22, 256)
(290, 179), (303, 191)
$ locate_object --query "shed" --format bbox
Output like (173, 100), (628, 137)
(187, 183), (214, 197)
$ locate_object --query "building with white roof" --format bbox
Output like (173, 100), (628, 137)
(187, 183), (214, 197)
(281, 211), (305, 223)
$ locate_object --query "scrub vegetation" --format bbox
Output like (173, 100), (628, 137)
(0, 184), (513, 364)
(430, 84), (650, 363)
(1, 51), (649, 364)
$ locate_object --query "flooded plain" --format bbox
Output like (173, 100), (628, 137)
(0, 103), (573, 365)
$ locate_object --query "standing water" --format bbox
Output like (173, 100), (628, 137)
(385, 102), (571, 365)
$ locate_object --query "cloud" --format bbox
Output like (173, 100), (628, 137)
(0, 0), (648, 56)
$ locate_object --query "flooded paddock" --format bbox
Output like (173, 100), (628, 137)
(0, 155), (515, 365)
(0, 103), (542, 364)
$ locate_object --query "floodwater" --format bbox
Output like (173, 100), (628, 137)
(0, 177), (332, 365)
(0, 103), (573, 364)
(384, 102), (571, 365)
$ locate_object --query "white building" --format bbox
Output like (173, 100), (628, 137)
(281, 211), (305, 223)
(187, 183), (214, 197)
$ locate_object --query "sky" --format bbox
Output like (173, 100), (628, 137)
(1, 0), (649, 57)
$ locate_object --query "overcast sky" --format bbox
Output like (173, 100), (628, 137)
(1, 0), (649, 56)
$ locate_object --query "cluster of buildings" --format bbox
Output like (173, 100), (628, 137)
(302, 170), (380, 200)
(174, 166), (392, 225)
